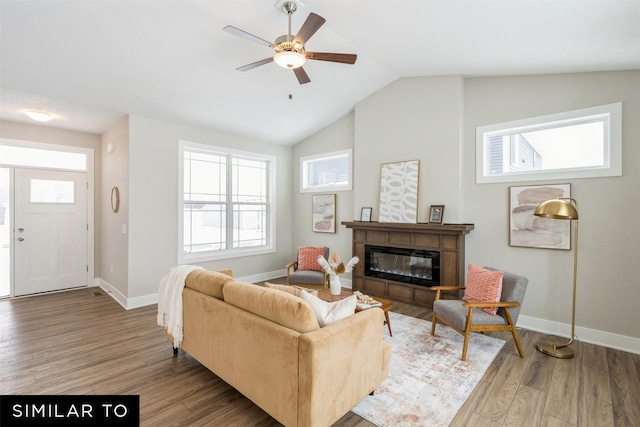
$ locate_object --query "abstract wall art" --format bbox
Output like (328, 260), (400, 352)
(379, 160), (420, 223)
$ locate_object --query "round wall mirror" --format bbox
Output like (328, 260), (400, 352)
(111, 186), (120, 213)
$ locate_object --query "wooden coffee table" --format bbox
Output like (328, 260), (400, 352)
(318, 289), (393, 336)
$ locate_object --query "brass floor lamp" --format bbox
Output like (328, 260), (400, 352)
(533, 197), (579, 359)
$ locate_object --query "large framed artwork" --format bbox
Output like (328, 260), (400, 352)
(378, 160), (420, 223)
(312, 194), (336, 233)
(509, 183), (571, 249)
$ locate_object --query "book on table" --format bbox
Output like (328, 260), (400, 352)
(356, 301), (382, 310)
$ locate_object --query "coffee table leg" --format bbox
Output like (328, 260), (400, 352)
(385, 311), (392, 336)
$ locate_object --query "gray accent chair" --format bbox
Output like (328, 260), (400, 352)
(431, 267), (529, 361)
(285, 247), (330, 289)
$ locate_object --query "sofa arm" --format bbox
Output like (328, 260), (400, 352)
(297, 308), (388, 427)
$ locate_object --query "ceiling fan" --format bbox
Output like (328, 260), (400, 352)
(223, 1), (357, 84)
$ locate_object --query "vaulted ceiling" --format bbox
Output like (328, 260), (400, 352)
(1, 1), (638, 145)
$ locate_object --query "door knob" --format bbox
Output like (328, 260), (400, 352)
(17, 237), (24, 241)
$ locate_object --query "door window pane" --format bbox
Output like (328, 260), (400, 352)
(30, 179), (75, 203)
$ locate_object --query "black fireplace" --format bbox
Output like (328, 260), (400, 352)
(365, 245), (440, 287)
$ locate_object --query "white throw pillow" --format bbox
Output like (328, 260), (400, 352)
(300, 291), (357, 327)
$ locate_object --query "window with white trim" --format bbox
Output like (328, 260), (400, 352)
(300, 149), (352, 192)
(179, 141), (275, 262)
(476, 103), (622, 184)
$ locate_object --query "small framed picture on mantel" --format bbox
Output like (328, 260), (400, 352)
(429, 205), (445, 224)
(360, 207), (372, 222)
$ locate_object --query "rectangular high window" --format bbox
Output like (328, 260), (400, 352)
(300, 149), (352, 192)
(476, 103), (622, 183)
(179, 141), (275, 262)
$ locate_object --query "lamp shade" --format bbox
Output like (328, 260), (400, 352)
(534, 198), (579, 220)
(274, 51), (306, 69)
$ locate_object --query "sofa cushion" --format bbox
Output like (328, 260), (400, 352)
(223, 281), (320, 333)
(300, 291), (357, 327)
(463, 264), (503, 315)
(264, 282), (319, 297)
(185, 269), (234, 300)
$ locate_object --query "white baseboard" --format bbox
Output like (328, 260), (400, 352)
(98, 278), (157, 310)
(96, 269), (289, 311)
(235, 269), (287, 285)
(518, 314), (640, 355)
(97, 275), (636, 354)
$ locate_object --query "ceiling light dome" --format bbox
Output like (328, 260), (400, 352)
(25, 111), (54, 122)
(274, 51), (306, 69)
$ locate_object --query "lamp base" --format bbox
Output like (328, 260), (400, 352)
(536, 340), (574, 359)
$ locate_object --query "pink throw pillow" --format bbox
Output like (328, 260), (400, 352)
(463, 264), (503, 316)
(297, 246), (326, 272)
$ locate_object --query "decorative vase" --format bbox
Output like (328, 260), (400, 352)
(330, 274), (342, 296)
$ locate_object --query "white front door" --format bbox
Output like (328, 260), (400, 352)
(14, 168), (88, 296)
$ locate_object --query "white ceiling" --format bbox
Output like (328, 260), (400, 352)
(1, 1), (639, 145)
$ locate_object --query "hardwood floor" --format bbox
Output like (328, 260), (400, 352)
(1, 285), (638, 426)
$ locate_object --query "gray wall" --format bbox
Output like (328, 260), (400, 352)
(100, 116), (129, 297)
(291, 113), (355, 282)
(291, 70), (640, 351)
(463, 71), (640, 343)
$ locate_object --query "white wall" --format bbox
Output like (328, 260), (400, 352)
(291, 113), (355, 283)
(126, 115), (293, 301)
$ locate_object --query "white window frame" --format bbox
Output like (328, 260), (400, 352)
(300, 149), (352, 193)
(476, 102), (622, 184)
(178, 141), (276, 263)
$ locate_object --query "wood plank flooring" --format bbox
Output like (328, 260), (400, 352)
(1, 285), (638, 426)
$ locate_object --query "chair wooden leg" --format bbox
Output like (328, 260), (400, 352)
(511, 327), (524, 358)
(461, 331), (471, 361)
(431, 314), (437, 335)
(504, 308), (525, 358)
(461, 308), (474, 361)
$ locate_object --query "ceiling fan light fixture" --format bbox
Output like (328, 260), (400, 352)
(274, 51), (306, 69)
(25, 110), (54, 122)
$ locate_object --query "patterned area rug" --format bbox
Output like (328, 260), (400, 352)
(351, 311), (505, 426)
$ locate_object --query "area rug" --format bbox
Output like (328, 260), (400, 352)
(351, 311), (505, 426)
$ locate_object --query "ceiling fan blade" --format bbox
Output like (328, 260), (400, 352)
(305, 52), (357, 65)
(293, 67), (311, 84)
(237, 57), (274, 72)
(223, 26), (274, 48)
(293, 13), (326, 46)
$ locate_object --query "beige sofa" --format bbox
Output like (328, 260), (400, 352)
(171, 270), (391, 427)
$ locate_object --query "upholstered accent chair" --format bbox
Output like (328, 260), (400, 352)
(431, 267), (529, 361)
(286, 246), (330, 289)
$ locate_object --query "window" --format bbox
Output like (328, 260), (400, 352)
(179, 141), (275, 262)
(0, 144), (86, 170)
(30, 179), (75, 203)
(300, 149), (352, 192)
(476, 103), (622, 184)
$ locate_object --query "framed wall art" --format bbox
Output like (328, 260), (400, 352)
(428, 205), (445, 224)
(312, 194), (336, 233)
(509, 183), (571, 249)
(360, 207), (372, 222)
(378, 160), (419, 223)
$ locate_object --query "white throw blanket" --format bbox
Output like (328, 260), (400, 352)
(157, 265), (204, 348)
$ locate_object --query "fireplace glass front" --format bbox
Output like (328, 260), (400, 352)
(365, 245), (440, 287)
